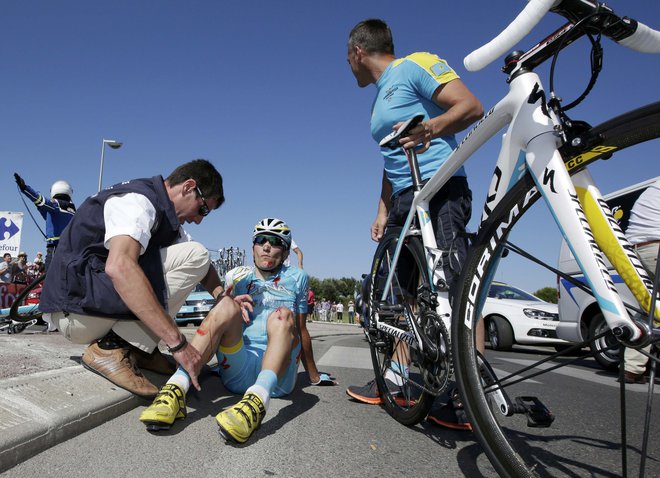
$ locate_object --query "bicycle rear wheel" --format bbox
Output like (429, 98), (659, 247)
(9, 274), (45, 323)
(367, 232), (450, 426)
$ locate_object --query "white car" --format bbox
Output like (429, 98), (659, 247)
(483, 282), (565, 351)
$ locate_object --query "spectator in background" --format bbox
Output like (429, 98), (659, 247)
(283, 239), (304, 269)
(10, 252), (29, 285)
(307, 288), (315, 322)
(33, 252), (44, 272)
(336, 301), (344, 323)
(348, 300), (355, 324)
(0, 253), (12, 283)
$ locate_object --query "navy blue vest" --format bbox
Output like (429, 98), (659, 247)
(40, 176), (181, 320)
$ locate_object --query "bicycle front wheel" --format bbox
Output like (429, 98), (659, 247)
(367, 232), (450, 426)
(9, 274), (46, 323)
(453, 171), (659, 477)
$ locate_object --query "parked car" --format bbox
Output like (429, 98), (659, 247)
(483, 281), (564, 351)
(556, 176), (659, 370)
(175, 284), (215, 326)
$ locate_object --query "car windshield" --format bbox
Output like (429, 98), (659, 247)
(488, 284), (540, 301)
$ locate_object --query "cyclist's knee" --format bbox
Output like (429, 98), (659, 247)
(266, 307), (295, 336)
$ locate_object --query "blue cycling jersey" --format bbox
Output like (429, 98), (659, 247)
(370, 52), (466, 196)
(224, 264), (308, 346)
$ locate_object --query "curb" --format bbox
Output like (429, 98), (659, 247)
(0, 365), (146, 473)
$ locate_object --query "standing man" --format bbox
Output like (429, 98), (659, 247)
(348, 300), (355, 324)
(345, 19), (484, 427)
(139, 218), (337, 443)
(283, 238), (303, 269)
(14, 174), (76, 271)
(621, 178), (660, 383)
(0, 254), (12, 283)
(39, 159), (226, 398)
(336, 301), (344, 323)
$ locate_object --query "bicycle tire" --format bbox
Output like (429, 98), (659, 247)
(367, 232), (449, 426)
(9, 274), (45, 323)
(452, 104), (660, 477)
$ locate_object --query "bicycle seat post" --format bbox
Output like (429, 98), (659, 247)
(404, 147), (424, 193)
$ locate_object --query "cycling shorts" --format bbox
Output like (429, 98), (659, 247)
(216, 341), (302, 397)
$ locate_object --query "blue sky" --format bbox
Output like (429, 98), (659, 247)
(1, 0), (658, 293)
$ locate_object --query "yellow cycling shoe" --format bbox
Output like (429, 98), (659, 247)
(215, 392), (266, 443)
(139, 383), (186, 431)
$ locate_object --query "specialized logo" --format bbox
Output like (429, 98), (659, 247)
(528, 83), (550, 118)
(542, 167), (557, 194)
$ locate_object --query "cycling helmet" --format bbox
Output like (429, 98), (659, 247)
(51, 180), (73, 198)
(253, 217), (292, 249)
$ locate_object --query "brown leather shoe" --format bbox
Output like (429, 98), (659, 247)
(82, 343), (158, 398)
(133, 347), (176, 375)
(620, 371), (647, 384)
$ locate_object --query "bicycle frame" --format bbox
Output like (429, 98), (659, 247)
(376, 66), (654, 353)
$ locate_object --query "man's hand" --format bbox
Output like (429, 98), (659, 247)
(223, 284), (254, 324)
(310, 371), (338, 386)
(172, 343), (204, 391)
(397, 121), (432, 154)
(14, 173), (26, 191)
(371, 215), (387, 242)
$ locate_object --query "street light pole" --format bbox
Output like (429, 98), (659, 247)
(98, 139), (123, 192)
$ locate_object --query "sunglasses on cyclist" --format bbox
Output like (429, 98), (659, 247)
(195, 186), (210, 217)
(253, 235), (287, 249)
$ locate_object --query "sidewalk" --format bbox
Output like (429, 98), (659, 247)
(0, 321), (359, 473)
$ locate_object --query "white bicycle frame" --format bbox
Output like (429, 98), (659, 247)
(377, 64), (652, 353)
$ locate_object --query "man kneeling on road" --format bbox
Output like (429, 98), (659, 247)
(139, 218), (337, 444)
(39, 159), (226, 398)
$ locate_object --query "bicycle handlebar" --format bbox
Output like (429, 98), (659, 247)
(464, 0), (660, 72)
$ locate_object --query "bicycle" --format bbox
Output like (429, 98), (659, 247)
(363, 0), (660, 475)
(7, 272), (46, 332)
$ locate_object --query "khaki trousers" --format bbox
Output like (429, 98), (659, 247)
(49, 241), (210, 353)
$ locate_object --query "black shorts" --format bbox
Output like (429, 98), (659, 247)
(386, 176), (472, 297)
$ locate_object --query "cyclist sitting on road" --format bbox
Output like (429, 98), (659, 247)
(139, 217), (337, 443)
(14, 173), (76, 272)
(345, 19), (484, 429)
(38, 159), (226, 399)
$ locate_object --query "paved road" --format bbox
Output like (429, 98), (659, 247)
(1, 322), (658, 477)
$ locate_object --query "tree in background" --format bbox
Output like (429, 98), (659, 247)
(533, 287), (558, 304)
(309, 276), (359, 304)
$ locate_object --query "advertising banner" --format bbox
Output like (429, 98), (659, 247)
(1, 212), (24, 310)
(0, 211), (24, 256)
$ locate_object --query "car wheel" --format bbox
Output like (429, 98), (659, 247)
(588, 312), (620, 371)
(487, 315), (514, 351)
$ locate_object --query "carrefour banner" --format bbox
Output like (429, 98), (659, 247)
(0, 211), (23, 256)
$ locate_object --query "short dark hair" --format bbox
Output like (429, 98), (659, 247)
(348, 19), (394, 55)
(3, 253), (11, 259)
(167, 159), (225, 209)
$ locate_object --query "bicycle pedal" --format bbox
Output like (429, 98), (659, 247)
(514, 396), (554, 428)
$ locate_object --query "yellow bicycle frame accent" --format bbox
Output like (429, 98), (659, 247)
(576, 182), (660, 324)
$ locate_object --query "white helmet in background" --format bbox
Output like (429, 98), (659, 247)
(51, 180), (73, 198)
